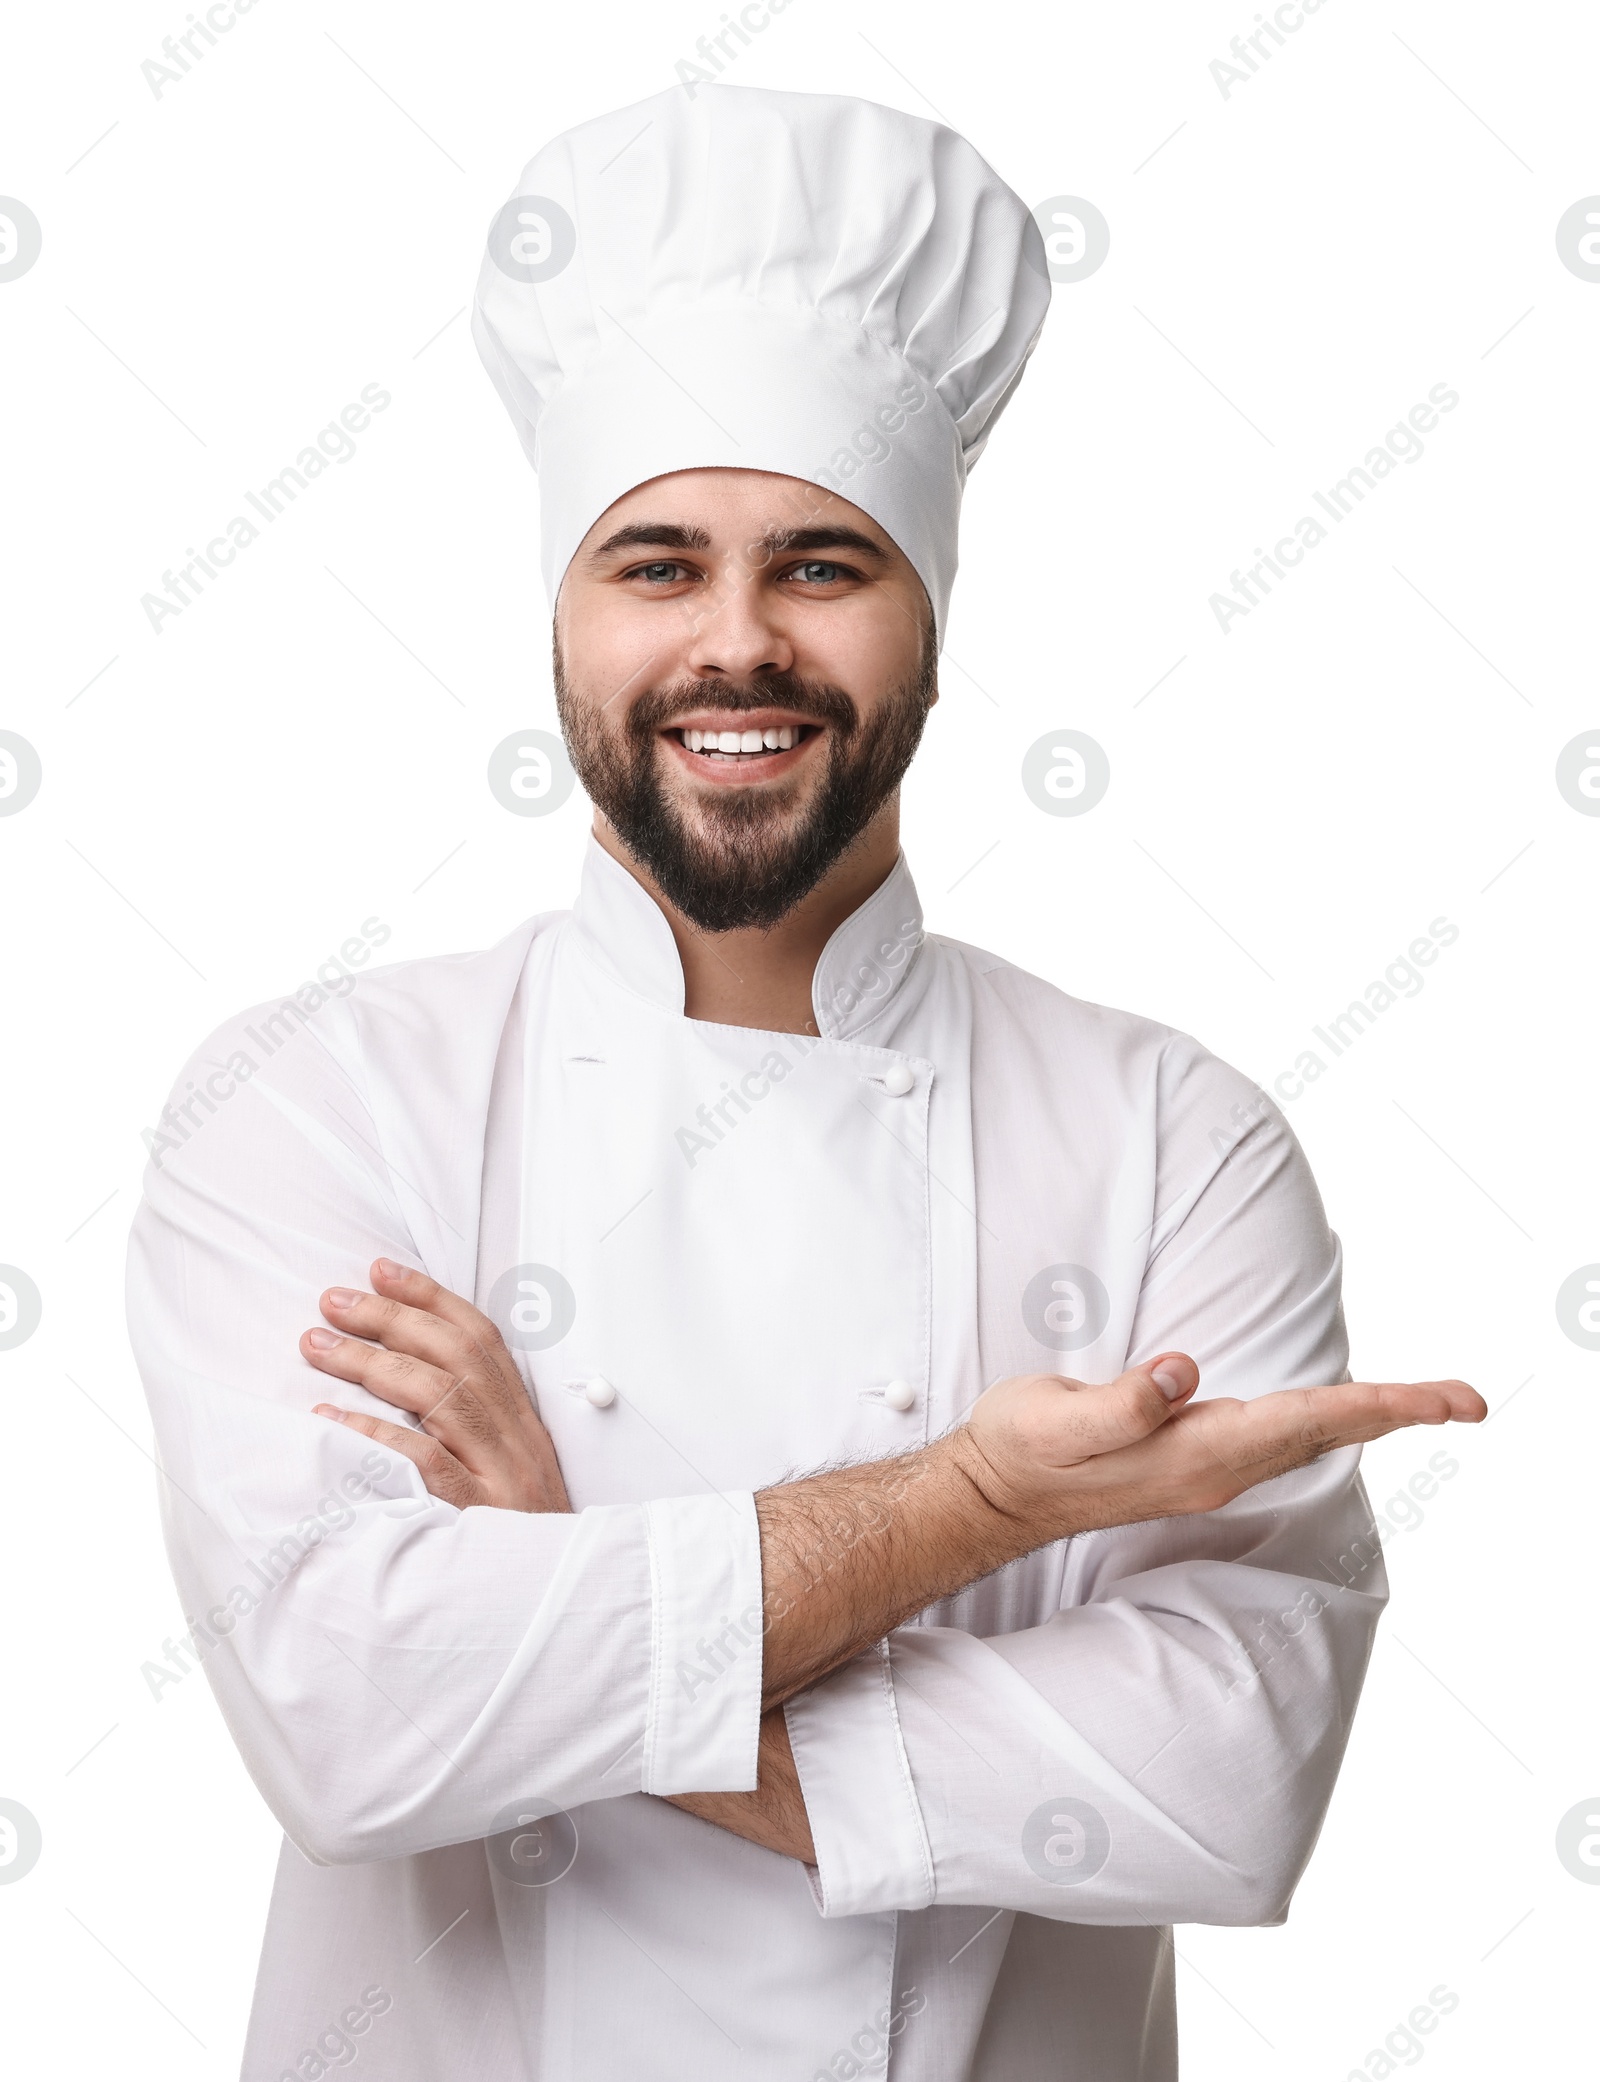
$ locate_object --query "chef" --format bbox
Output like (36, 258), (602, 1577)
(127, 84), (1483, 2082)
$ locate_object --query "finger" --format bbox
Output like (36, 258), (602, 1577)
(324, 1273), (532, 1431)
(301, 1327), (467, 1427)
(1142, 1352), (1200, 1405)
(1097, 1352), (1202, 1436)
(313, 1402), (482, 1510)
(1035, 1353), (1200, 1463)
(1188, 1378), (1484, 1488)
(371, 1258), (505, 1348)
(319, 1284), (491, 1379)
(1286, 1377), (1485, 1446)
(1402, 1379), (1486, 1423)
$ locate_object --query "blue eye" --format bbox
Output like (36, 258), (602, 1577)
(638, 562), (682, 582)
(795, 561), (841, 583)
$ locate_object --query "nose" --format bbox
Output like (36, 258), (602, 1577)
(682, 564), (795, 682)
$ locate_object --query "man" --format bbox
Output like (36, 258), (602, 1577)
(128, 85), (1482, 2081)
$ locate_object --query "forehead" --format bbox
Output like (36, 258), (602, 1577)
(577, 467), (901, 560)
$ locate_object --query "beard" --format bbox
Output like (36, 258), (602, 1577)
(554, 634), (936, 933)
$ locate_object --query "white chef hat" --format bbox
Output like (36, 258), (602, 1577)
(471, 83), (1049, 649)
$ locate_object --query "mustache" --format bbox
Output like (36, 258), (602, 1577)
(626, 675), (860, 743)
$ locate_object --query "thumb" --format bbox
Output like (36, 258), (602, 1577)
(1072, 1350), (1199, 1454)
(1018, 1351), (1202, 1470)
(1139, 1352), (1200, 1405)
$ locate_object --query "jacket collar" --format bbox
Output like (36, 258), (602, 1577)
(569, 834), (926, 1041)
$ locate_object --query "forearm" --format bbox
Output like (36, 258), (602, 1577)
(294, 1260), (1480, 1875)
(666, 1709), (815, 1861)
(755, 1429), (1038, 1709)
(666, 1419), (1094, 1862)
(658, 1438), (1022, 1861)
(750, 1360), (1484, 1717)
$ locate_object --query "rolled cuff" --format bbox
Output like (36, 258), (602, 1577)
(785, 1640), (934, 1918)
(640, 1490), (764, 1795)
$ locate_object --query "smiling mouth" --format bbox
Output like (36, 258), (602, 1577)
(665, 722), (821, 765)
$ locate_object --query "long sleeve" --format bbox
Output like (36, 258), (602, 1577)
(125, 969), (764, 1869)
(786, 1044), (1385, 1925)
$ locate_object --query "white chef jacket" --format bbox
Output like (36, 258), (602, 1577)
(127, 838), (1385, 2082)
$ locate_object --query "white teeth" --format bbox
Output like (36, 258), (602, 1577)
(680, 724), (804, 755)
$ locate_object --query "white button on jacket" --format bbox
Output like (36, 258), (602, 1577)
(127, 839), (1382, 2082)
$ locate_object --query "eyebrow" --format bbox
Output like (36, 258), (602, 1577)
(757, 525), (888, 563)
(586, 522), (712, 561)
(585, 520), (890, 566)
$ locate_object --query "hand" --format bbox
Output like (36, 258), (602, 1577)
(302, 1258), (571, 1514)
(956, 1351), (1486, 1543)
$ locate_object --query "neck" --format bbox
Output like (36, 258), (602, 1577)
(592, 803), (902, 1033)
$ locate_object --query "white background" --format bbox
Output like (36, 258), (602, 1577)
(2, 0), (1595, 2074)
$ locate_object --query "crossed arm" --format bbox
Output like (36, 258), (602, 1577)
(301, 1259), (1484, 1864)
